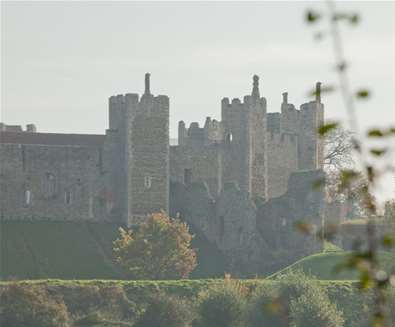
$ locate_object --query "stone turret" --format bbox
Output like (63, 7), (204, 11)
(107, 73), (169, 226)
(221, 75), (268, 200)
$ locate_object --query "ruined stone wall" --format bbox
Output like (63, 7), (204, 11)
(0, 143), (107, 221)
(267, 132), (298, 199)
(178, 117), (223, 147)
(170, 144), (222, 197)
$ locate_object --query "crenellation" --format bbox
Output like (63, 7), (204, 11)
(1, 74), (324, 228)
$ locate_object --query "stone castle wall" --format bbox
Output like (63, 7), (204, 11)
(267, 132), (298, 198)
(1, 74), (324, 228)
(0, 139), (108, 221)
(171, 77), (323, 201)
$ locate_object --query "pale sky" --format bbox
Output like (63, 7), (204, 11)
(1, 1), (395, 200)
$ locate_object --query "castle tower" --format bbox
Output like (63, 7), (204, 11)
(298, 82), (324, 170)
(221, 75), (268, 200)
(107, 73), (169, 226)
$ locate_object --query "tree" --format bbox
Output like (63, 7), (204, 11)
(324, 126), (354, 173)
(113, 212), (197, 279)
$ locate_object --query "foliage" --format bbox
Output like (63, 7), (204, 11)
(196, 278), (248, 327)
(0, 279), (368, 327)
(248, 271), (344, 327)
(0, 283), (70, 327)
(134, 293), (194, 327)
(304, 2), (395, 324)
(290, 287), (344, 327)
(113, 212), (197, 279)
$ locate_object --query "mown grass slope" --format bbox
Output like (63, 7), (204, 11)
(0, 221), (227, 280)
(0, 221), (122, 279)
(269, 250), (395, 280)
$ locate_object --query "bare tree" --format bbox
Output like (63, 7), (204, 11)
(324, 127), (354, 173)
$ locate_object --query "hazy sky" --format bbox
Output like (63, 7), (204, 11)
(1, 1), (395, 201)
(2, 1), (394, 137)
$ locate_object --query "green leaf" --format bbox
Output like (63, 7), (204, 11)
(294, 221), (314, 235)
(339, 169), (359, 190)
(382, 234), (394, 248)
(309, 85), (335, 97)
(312, 177), (326, 189)
(318, 122), (338, 136)
(367, 129), (384, 137)
(305, 10), (321, 24)
(356, 89), (370, 99)
(349, 14), (360, 25)
(370, 148), (387, 156)
(359, 270), (372, 289)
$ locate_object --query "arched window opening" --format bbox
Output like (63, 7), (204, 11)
(25, 190), (31, 205)
(65, 190), (72, 205)
(144, 176), (152, 189)
(225, 133), (233, 144)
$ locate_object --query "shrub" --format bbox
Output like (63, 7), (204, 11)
(248, 271), (344, 327)
(0, 283), (70, 327)
(290, 288), (344, 327)
(196, 279), (247, 327)
(134, 292), (194, 327)
(247, 284), (287, 327)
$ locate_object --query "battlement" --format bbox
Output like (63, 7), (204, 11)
(0, 123), (37, 133)
(178, 116), (224, 147)
(108, 74), (169, 131)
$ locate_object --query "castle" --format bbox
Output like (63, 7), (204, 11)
(0, 74), (324, 227)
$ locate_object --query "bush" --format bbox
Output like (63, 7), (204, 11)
(0, 283), (70, 327)
(135, 292), (194, 327)
(247, 271), (344, 327)
(290, 288), (344, 327)
(247, 284), (287, 327)
(196, 279), (247, 327)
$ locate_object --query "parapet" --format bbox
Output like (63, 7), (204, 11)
(0, 123), (37, 133)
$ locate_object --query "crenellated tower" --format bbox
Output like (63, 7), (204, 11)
(221, 75), (268, 200)
(106, 73), (169, 226)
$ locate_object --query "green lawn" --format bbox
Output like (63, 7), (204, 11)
(0, 221), (227, 280)
(0, 221), (122, 279)
(268, 250), (395, 280)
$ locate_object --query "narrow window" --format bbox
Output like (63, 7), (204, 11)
(144, 176), (152, 189)
(65, 191), (72, 205)
(225, 133), (233, 144)
(25, 190), (31, 205)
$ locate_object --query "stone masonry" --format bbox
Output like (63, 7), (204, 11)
(0, 74), (324, 228)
